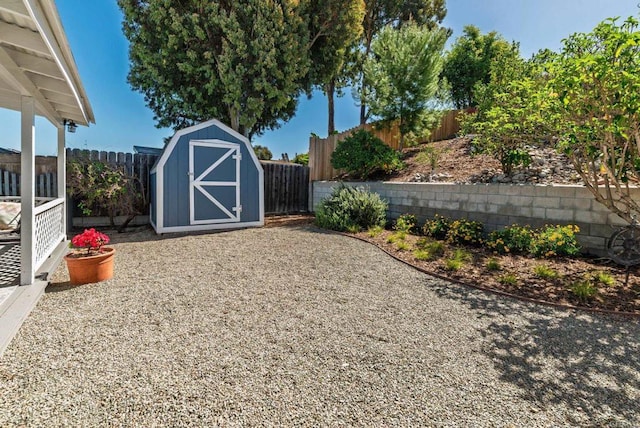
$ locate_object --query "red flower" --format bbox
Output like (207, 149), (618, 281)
(70, 228), (110, 255)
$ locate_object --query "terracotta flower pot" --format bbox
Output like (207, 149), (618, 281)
(64, 247), (115, 285)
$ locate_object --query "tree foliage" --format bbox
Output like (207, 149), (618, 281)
(361, 23), (448, 149)
(119, 0), (309, 138)
(292, 152), (309, 166)
(461, 46), (545, 175)
(543, 16), (640, 222)
(253, 145), (273, 161)
(356, 0), (447, 124)
(464, 15), (640, 222)
(331, 129), (403, 179)
(304, 0), (365, 135)
(442, 25), (518, 109)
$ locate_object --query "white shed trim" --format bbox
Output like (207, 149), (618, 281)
(151, 119), (262, 174)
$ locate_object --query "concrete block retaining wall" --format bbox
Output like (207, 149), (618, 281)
(312, 181), (640, 255)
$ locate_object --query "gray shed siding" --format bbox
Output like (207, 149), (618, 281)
(161, 125), (261, 228)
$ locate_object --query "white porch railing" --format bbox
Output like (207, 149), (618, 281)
(34, 197), (65, 271)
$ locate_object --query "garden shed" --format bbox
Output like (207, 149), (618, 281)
(150, 119), (264, 233)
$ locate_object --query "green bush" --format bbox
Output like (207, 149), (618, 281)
(394, 214), (418, 234)
(387, 231), (407, 243)
(533, 264), (560, 280)
(315, 184), (387, 232)
(422, 214), (451, 240)
(570, 280), (597, 302)
(330, 130), (404, 179)
(292, 152), (309, 166)
(592, 271), (615, 287)
(443, 248), (471, 271)
(367, 225), (384, 237)
(486, 224), (535, 254)
(414, 239), (445, 260)
(498, 273), (519, 286)
(486, 258), (501, 271)
(530, 224), (581, 258)
(446, 218), (484, 246)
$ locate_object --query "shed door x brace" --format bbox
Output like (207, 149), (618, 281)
(189, 140), (241, 225)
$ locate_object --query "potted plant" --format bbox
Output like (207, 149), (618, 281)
(63, 228), (115, 285)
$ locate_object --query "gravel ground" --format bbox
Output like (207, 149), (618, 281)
(1, 225), (639, 427)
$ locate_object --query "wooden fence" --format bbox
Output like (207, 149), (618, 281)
(261, 161), (309, 215)
(0, 169), (57, 197)
(66, 149), (160, 212)
(309, 109), (462, 181)
(0, 150), (309, 221)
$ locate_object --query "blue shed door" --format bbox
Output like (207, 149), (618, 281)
(189, 140), (241, 224)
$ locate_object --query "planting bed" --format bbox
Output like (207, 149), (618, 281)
(352, 228), (640, 315)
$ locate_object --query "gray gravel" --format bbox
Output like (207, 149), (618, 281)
(1, 225), (639, 427)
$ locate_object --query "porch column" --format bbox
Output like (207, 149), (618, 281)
(57, 125), (66, 238)
(20, 96), (35, 285)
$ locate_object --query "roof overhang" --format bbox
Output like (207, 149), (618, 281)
(0, 0), (94, 127)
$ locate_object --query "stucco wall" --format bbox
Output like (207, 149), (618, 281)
(312, 181), (639, 255)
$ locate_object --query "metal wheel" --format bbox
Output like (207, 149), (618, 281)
(607, 226), (640, 267)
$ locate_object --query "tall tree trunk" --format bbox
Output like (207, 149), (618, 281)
(359, 90), (367, 125)
(229, 107), (240, 134)
(326, 80), (336, 135)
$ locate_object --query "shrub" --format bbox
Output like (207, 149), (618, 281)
(422, 214), (451, 240)
(530, 224), (581, 258)
(414, 249), (431, 261)
(67, 158), (144, 231)
(446, 218), (484, 246)
(387, 231), (407, 243)
(533, 264), (560, 280)
(444, 258), (463, 271)
(592, 271), (615, 287)
(486, 258), (501, 271)
(415, 237), (431, 249)
(315, 184), (387, 232)
(443, 248), (471, 271)
(414, 239), (445, 261)
(367, 225), (384, 237)
(346, 224), (362, 234)
(292, 152), (309, 166)
(486, 224), (535, 254)
(570, 280), (597, 302)
(498, 273), (518, 286)
(394, 214), (418, 234)
(330, 130), (404, 179)
(396, 241), (410, 251)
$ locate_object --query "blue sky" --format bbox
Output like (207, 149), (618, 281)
(2, 0), (638, 157)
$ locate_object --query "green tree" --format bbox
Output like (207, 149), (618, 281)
(543, 16), (640, 222)
(119, 0), (309, 138)
(331, 129), (403, 178)
(253, 145), (273, 161)
(462, 46), (545, 175)
(357, 0), (447, 124)
(441, 25), (517, 109)
(362, 23), (448, 150)
(304, 0), (365, 135)
(292, 152), (309, 166)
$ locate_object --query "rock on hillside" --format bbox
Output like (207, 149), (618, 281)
(389, 137), (582, 185)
